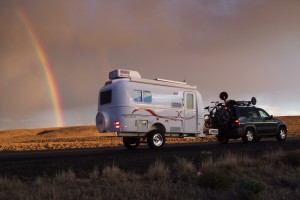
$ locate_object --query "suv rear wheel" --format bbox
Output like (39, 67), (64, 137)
(276, 127), (287, 142)
(242, 128), (255, 143)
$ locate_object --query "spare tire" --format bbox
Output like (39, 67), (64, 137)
(96, 111), (110, 132)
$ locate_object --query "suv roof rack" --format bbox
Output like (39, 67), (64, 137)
(229, 100), (254, 106)
(219, 92), (257, 106)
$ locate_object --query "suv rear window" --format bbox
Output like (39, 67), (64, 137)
(100, 90), (112, 105)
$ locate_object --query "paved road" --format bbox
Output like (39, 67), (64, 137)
(0, 137), (299, 161)
(0, 138), (299, 179)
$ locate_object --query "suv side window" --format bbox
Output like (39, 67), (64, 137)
(258, 109), (269, 118)
(238, 107), (249, 120)
(248, 108), (259, 119)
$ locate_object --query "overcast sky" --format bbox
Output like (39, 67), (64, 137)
(1, 0), (300, 130)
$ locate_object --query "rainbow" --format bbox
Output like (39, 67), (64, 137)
(16, 6), (64, 127)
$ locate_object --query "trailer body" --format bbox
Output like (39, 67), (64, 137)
(96, 69), (206, 148)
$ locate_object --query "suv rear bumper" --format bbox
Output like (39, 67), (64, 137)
(224, 127), (244, 139)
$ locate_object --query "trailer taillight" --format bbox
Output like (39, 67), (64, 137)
(114, 121), (120, 129)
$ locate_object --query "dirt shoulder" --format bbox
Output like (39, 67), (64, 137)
(0, 116), (299, 151)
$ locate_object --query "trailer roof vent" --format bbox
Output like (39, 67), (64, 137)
(109, 69), (141, 80)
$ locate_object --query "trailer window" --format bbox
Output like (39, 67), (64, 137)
(134, 90), (142, 102)
(100, 90), (112, 105)
(186, 93), (194, 110)
(143, 91), (152, 103)
(134, 90), (152, 103)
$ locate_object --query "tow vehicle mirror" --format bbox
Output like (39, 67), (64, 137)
(269, 115), (273, 119)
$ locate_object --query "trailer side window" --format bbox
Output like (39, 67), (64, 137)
(186, 93), (194, 110)
(134, 90), (152, 103)
(143, 91), (152, 103)
(134, 90), (142, 102)
(100, 90), (112, 105)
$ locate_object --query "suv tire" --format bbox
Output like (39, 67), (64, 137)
(242, 128), (255, 143)
(276, 126), (287, 142)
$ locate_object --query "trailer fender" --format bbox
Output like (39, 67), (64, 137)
(148, 123), (166, 135)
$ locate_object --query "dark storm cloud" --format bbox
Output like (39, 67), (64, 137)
(1, 0), (300, 129)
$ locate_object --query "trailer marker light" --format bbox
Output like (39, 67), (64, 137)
(124, 125), (128, 128)
(105, 81), (112, 85)
(114, 121), (120, 129)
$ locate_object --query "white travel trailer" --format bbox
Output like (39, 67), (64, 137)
(96, 69), (207, 149)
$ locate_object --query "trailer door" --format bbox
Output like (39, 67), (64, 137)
(184, 92), (197, 134)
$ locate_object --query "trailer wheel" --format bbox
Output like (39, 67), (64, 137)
(147, 130), (165, 149)
(123, 137), (140, 150)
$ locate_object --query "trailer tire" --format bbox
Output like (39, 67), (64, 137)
(147, 130), (165, 149)
(123, 137), (140, 150)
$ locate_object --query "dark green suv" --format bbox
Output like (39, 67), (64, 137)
(205, 92), (288, 144)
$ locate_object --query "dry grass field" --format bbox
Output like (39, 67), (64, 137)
(0, 116), (299, 151)
(0, 148), (299, 199)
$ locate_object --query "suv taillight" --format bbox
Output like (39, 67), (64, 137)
(235, 119), (240, 127)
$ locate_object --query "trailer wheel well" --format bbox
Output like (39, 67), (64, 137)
(149, 123), (166, 134)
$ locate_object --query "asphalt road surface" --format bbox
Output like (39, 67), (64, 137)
(0, 137), (299, 179)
